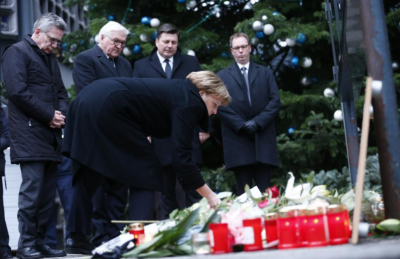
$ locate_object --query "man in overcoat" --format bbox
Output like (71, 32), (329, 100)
(62, 72), (229, 254)
(1, 13), (69, 259)
(217, 32), (280, 195)
(133, 23), (208, 219)
(68, 21), (133, 252)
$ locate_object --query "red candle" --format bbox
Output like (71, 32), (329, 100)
(327, 204), (349, 245)
(264, 213), (278, 248)
(277, 208), (299, 249)
(242, 218), (264, 251)
(129, 223), (145, 245)
(295, 207), (309, 247)
(343, 208), (351, 238)
(306, 206), (328, 247)
(208, 223), (231, 254)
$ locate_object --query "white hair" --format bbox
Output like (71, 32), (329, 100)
(99, 21), (130, 36)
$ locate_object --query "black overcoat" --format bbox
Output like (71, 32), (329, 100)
(1, 35), (69, 164)
(133, 49), (203, 166)
(62, 77), (209, 192)
(1, 109), (9, 176)
(73, 44), (133, 94)
(217, 62), (280, 169)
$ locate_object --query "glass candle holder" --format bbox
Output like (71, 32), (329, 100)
(242, 218), (264, 251)
(264, 213), (278, 248)
(295, 206), (309, 247)
(306, 206), (328, 247)
(343, 207), (351, 238)
(208, 223), (231, 254)
(192, 233), (211, 255)
(277, 208), (299, 249)
(129, 223), (145, 245)
(327, 204), (349, 245)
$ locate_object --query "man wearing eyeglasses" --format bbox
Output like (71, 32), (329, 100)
(217, 32), (281, 196)
(1, 13), (69, 259)
(66, 21), (132, 254)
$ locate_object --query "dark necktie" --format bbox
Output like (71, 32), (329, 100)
(164, 59), (172, 79)
(241, 67), (252, 106)
(109, 58), (116, 69)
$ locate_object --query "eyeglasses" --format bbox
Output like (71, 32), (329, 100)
(105, 35), (126, 47)
(43, 32), (62, 46)
(231, 44), (249, 51)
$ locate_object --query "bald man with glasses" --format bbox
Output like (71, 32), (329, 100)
(66, 21), (133, 254)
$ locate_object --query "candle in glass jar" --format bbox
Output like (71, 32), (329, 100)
(264, 213), (278, 248)
(208, 223), (231, 254)
(306, 206), (328, 247)
(192, 232), (211, 255)
(242, 218), (264, 251)
(327, 204), (349, 245)
(277, 208), (299, 249)
(295, 206), (308, 247)
(129, 223), (145, 245)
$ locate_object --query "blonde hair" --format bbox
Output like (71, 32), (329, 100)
(187, 71), (231, 106)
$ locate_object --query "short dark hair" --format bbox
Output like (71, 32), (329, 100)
(229, 32), (250, 47)
(157, 23), (179, 39)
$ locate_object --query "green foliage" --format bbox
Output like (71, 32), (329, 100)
(201, 166), (236, 194)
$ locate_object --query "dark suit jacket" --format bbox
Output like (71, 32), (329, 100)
(133, 49), (203, 166)
(62, 77), (209, 192)
(1, 108), (9, 176)
(73, 45), (132, 94)
(217, 61), (280, 169)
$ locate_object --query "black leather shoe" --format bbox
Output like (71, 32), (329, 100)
(0, 249), (13, 259)
(65, 237), (94, 255)
(16, 246), (43, 259)
(36, 245), (66, 258)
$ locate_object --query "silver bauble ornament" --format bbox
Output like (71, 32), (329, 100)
(69, 43), (77, 53)
(187, 50), (196, 56)
(392, 61), (399, 70)
(123, 47), (132, 56)
(301, 76), (312, 86)
(252, 21), (263, 31)
(251, 37), (259, 45)
(68, 56), (75, 64)
(302, 57), (312, 68)
(372, 80), (382, 97)
(140, 34), (148, 42)
(263, 24), (274, 35)
(323, 88), (335, 98)
(187, 0), (197, 8)
(286, 38), (296, 47)
(334, 110), (343, 121)
(262, 15), (268, 21)
(150, 18), (160, 28)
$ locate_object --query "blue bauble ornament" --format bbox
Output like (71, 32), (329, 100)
(151, 31), (158, 41)
(108, 15), (115, 21)
(177, 0), (186, 3)
(291, 56), (299, 66)
(132, 45), (141, 54)
(61, 43), (67, 51)
(256, 31), (265, 39)
(312, 77), (318, 83)
(221, 52), (228, 58)
(272, 11), (280, 16)
(296, 33), (307, 44)
(287, 127), (295, 135)
(141, 16), (151, 25)
(80, 40), (85, 45)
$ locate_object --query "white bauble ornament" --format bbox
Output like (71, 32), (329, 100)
(263, 24), (274, 35)
(187, 50), (196, 56)
(251, 37), (259, 45)
(95, 34), (100, 43)
(301, 76), (312, 86)
(324, 88), (335, 98)
(277, 39), (287, 47)
(392, 61), (399, 70)
(370, 105), (374, 119)
(140, 33), (148, 42)
(262, 15), (268, 21)
(252, 21), (263, 31)
(334, 110), (343, 121)
(286, 38), (296, 47)
(123, 47), (132, 56)
(187, 0), (197, 8)
(69, 43), (77, 53)
(372, 80), (382, 97)
(68, 56), (75, 64)
(150, 18), (160, 28)
(302, 57), (312, 68)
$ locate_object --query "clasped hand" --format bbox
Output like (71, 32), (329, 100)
(49, 110), (66, 128)
(241, 120), (259, 135)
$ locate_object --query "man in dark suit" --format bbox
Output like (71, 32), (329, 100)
(66, 21), (132, 254)
(133, 23), (208, 219)
(217, 32), (280, 195)
(2, 13), (68, 259)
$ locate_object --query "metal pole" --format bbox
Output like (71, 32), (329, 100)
(359, 0), (400, 219)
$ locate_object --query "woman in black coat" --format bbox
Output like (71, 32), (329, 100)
(62, 71), (231, 252)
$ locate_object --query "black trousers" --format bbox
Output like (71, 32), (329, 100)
(68, 165), (154, 238)
(0, 176), (11, 252)
(91, 181), (128, 246)
(233, 163), (271, 195)
(18, 161), (57, 248)
(160, 165), (201, 219)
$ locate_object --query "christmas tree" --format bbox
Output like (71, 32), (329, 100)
(60, 0), (400, 191)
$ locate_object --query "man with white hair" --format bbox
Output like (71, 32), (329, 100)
(66, 21), (132, 254)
